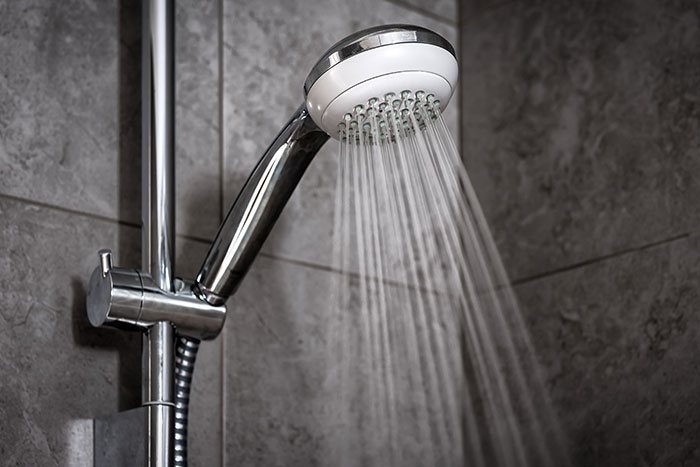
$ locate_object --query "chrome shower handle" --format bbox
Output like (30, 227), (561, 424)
(194, 105), (329, 305)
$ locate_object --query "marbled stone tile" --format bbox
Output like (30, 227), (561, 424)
(93, 408), (146, 466)
(0, 0), (221, 241)
(224, 257), (332, 466)
(0, 198), (141, 465)
(459, 0), (516, 23)
(175, 0), (222, 240)
(175, 235), (209, 279)
(222, 0), (459, 270)
(459, 0), (700, 280)
(512, 234), (700, 467)
(0, 0), (124, 218)
(392, 0), (458, 23)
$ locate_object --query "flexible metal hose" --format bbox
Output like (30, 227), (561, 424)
(174, 336), (200, 467)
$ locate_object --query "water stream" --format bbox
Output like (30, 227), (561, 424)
(324, 91), (571, 466)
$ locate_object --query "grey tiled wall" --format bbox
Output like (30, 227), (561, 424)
(0, 0), (457, 465)
(460, 0), (700, 465)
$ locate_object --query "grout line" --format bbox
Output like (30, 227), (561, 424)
(0, 193), (141, 229)
(457, 0), (464, 160)
(217, 0), (226, 464)
(459, 0), (517, 25)
(510, 232), (692, 286)
(258, 252), (450, 296)
(477, 0), (517, 16)
(259, 251), (337, 274)
(218, 17), (225, 225)
(178, 232), (214, 245)
(0, 193), (221, 247)
(261, 230), (697, 292)
(382, 0), (457, 26)
(258, 227), (694, 288)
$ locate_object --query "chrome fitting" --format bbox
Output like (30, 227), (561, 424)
(86, 250), (226, 340)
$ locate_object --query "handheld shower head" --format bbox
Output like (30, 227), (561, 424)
(194, 25), (458, 305)
(304, 25), (458, 138)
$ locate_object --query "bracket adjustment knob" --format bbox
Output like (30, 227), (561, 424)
(98, 249), (113, 277)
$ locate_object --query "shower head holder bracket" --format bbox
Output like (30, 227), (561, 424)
(87, 249), (226, 340)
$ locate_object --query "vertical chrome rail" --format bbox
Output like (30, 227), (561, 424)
(142, 0), (175, 290)
(143, 323), (175, 467)
(142, 0), (175, 466)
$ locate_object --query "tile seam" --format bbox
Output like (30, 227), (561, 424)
(217, 0), (226, 464)
(459, 0), (517, 25)
(382, 0), (457, 26)
(0, 193), (216, 245)
(261, 231), (697, 287)
(510, 232), (692, 286)
(457, 0), (464, 159)
(0, 193), (141, 228)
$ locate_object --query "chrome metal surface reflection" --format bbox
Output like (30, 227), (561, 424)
(194, 105), (329, 305)
(142, 1), (177, 465)
(87, 250), (227, 340)
(143, 0), (175, 294)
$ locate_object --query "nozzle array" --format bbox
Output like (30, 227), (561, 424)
(338, 90), (441, 145)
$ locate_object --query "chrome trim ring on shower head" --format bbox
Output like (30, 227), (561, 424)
(303, 24), (456, 96)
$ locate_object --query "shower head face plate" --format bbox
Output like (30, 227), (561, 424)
(304, 25), (458, 138)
